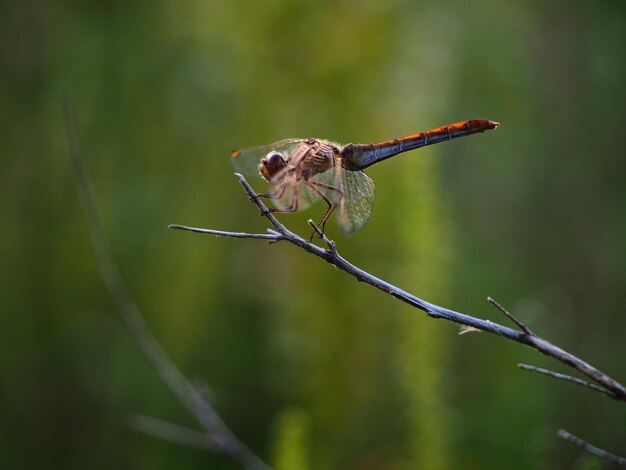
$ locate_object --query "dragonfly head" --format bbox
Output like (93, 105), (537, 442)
(259, 151), (288, 181)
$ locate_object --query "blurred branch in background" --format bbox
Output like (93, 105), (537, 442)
(170, 173), (626, 466)
(128, 414), (216, 452)
(557, 430), (626, 467)
(63, 93), (270, 470)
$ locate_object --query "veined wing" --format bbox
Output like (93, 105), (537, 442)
(230, 138), (303, 177)
(306, 164), (375, 235)
(270, 164), (342, 215)
(335, 166), (376, 235)
(294, 165), (340, 211)
(267, 175), (316, 213)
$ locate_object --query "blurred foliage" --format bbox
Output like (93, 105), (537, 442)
(396, 154), (453, 470)
(1, 0), (625, 468)
(272, 407), (310, 470)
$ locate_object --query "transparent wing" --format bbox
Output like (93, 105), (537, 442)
(300, 164), (374, 235)
(304, 167), (342, 205)
(335, 166), (376, 235)
(270, 166), (341, 214)
(230, 138), (303, 177)
(268, 175), (316, 213)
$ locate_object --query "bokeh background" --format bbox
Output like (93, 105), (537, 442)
(2, 1), (625, 468)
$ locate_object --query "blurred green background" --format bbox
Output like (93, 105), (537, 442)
(2, 1), (625, 468)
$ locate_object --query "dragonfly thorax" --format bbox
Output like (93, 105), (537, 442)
(259, 151), (288, 181)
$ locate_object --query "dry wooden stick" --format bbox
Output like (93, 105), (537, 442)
(170, 173), (626, 401)
(171, 172), (626, 467)
(518, 364), (614, 397)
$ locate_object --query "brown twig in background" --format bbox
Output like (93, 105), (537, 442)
(63, 94), (269, 470)
(557, 430), (626, 466)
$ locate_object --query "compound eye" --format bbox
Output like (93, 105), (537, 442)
(265, 151), (286, 168)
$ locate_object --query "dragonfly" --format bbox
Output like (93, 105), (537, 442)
(231, 119), (499, 237)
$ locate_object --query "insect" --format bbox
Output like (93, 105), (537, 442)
(232, 119), (499, 236)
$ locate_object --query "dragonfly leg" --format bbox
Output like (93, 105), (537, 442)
(265, 180), (299, 215)
(305, 180), (343, 239)
(253, 181), (295, 216)
(257, 181), (289, 200)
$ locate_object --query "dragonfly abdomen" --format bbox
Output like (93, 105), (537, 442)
(344, 119), (499, 170)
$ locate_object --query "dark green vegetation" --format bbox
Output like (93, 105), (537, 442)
(1, 1), (625, 468)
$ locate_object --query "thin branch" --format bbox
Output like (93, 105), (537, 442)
(171, 173), (626, 402)
(63, 93), (269, 470)
(307, 219), (338, 256)
(487, 296), (533, 335)
(557, 429), (626, 466)
(518, 364), (616, 398)
(169, 224), (281, 241)
(129, 414), (217, 452)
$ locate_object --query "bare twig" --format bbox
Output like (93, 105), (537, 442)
(487, 296), (533, 335)
(63, 94), (269, 470)
(518, 364), (616, 398)
(168, 224), (280, 241)
(170, 173), (626, 402)
(129, 414), (216, 452)
(307, 219), (338, 256)
(557, 429), (626, 466)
